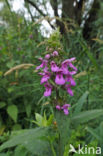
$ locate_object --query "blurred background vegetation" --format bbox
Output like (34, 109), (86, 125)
(0, 0), (103, 155)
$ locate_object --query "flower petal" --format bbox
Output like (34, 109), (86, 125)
(61, 104), (70, 109)
(68, 62), (77, 71)
(50, 61), (59, 72)
(62, 57), (76, 65)
(44, 83), (52, 97)
(52, 51), (59, 56)
(66, 75), (76, 86)
(69, 71), (77, 75)
(63, 109), (69, 115)
(40, 75), (50, 84)
(56, 105), (61, 110)
(44, 88), (51, 96)
(55, 73), (65, 85)
(45, 54), (50, 59)
(67, 87), (73, 96)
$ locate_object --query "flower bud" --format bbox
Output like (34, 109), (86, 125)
(49, 48), (53, 52)
(46, 47), (49, 51)
(52, 51), (59, 56)
(45, 54), (50, 59)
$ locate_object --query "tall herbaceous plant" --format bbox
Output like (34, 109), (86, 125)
(36, 30), (77, 115)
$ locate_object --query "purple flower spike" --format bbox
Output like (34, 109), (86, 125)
(45, 54), (50, 59)
(52, 51), (59, 56)
(65, 84), (74, 96)
(55, 69), (65, 85)
(56, 105), (61, 110)
(40, 72), (51, 84)
(50, 61), (59, 72)
(44, 83), (52, 97)
(61, 104), (70, 115)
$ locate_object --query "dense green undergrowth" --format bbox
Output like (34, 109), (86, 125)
(0, 14), (103, 156)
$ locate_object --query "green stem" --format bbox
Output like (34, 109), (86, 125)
(59, 133), (62, 156)
(87, 68), (90, 110)
(49, 139), (57, 156)
(56, 89), (59, 102)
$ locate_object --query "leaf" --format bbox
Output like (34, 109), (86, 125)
(25, 104), (31, 117)
(35, 113), (43, 126)
(100, 122), (103, 139)
(7, 105), (18, 123)
(42, 112), (48, 127)
(71, 109), (103, 124)
(6, 60), (15, 68)
(0, 71), (3, 76)
(12, 124), (21, 131)
(0, 154), (9, 156)
(0, 128), (51, 156)
(47, 114), (54, 126)
(14, 145), (29, 156)
(85, 50), (98, 69)
(37, 96), (45, 105)
(7, 87), (14, 93)
(79, 41), (98, 69)
(74, 91), (89, 114)
(0, 126), (5, 136)
(63, 142), (70, 156)
(86, 127), (101, 141)
(0, 102), (6, 109)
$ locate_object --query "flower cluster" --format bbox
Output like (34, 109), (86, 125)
(56, 104), (70, 115)
(36, 50), (77, 115)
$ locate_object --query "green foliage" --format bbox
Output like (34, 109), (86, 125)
(33, 113), (54, 127)
(0, 8), (44, 131)
(71, 109), (103, 124)
(7, 105), (18, 123)
(0, 128), (52, 156)
(73, 91), (89, 114)
(0, 1), (103, 155)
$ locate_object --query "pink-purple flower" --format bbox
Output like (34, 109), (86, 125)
(45, 54), (51, 59)
(44, 83), (52, 97)
(50, 61), (59, 72)
(61, 104), (70, 115)
(66, 75), (76, 86)
(40, 72), (51, 84)
(56, 104), (70, 115)
(62, 58), (77, 72)
(36, 54), (77, 112)
(52, 51), (59, 56)
(55, 69), (65, 85)
(61, 57), (77, 76)
(56, 105), (61, 110)
(61, 62), (69, 75)
(36, 59), (48, 70)
(65, 84), (74, 96)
